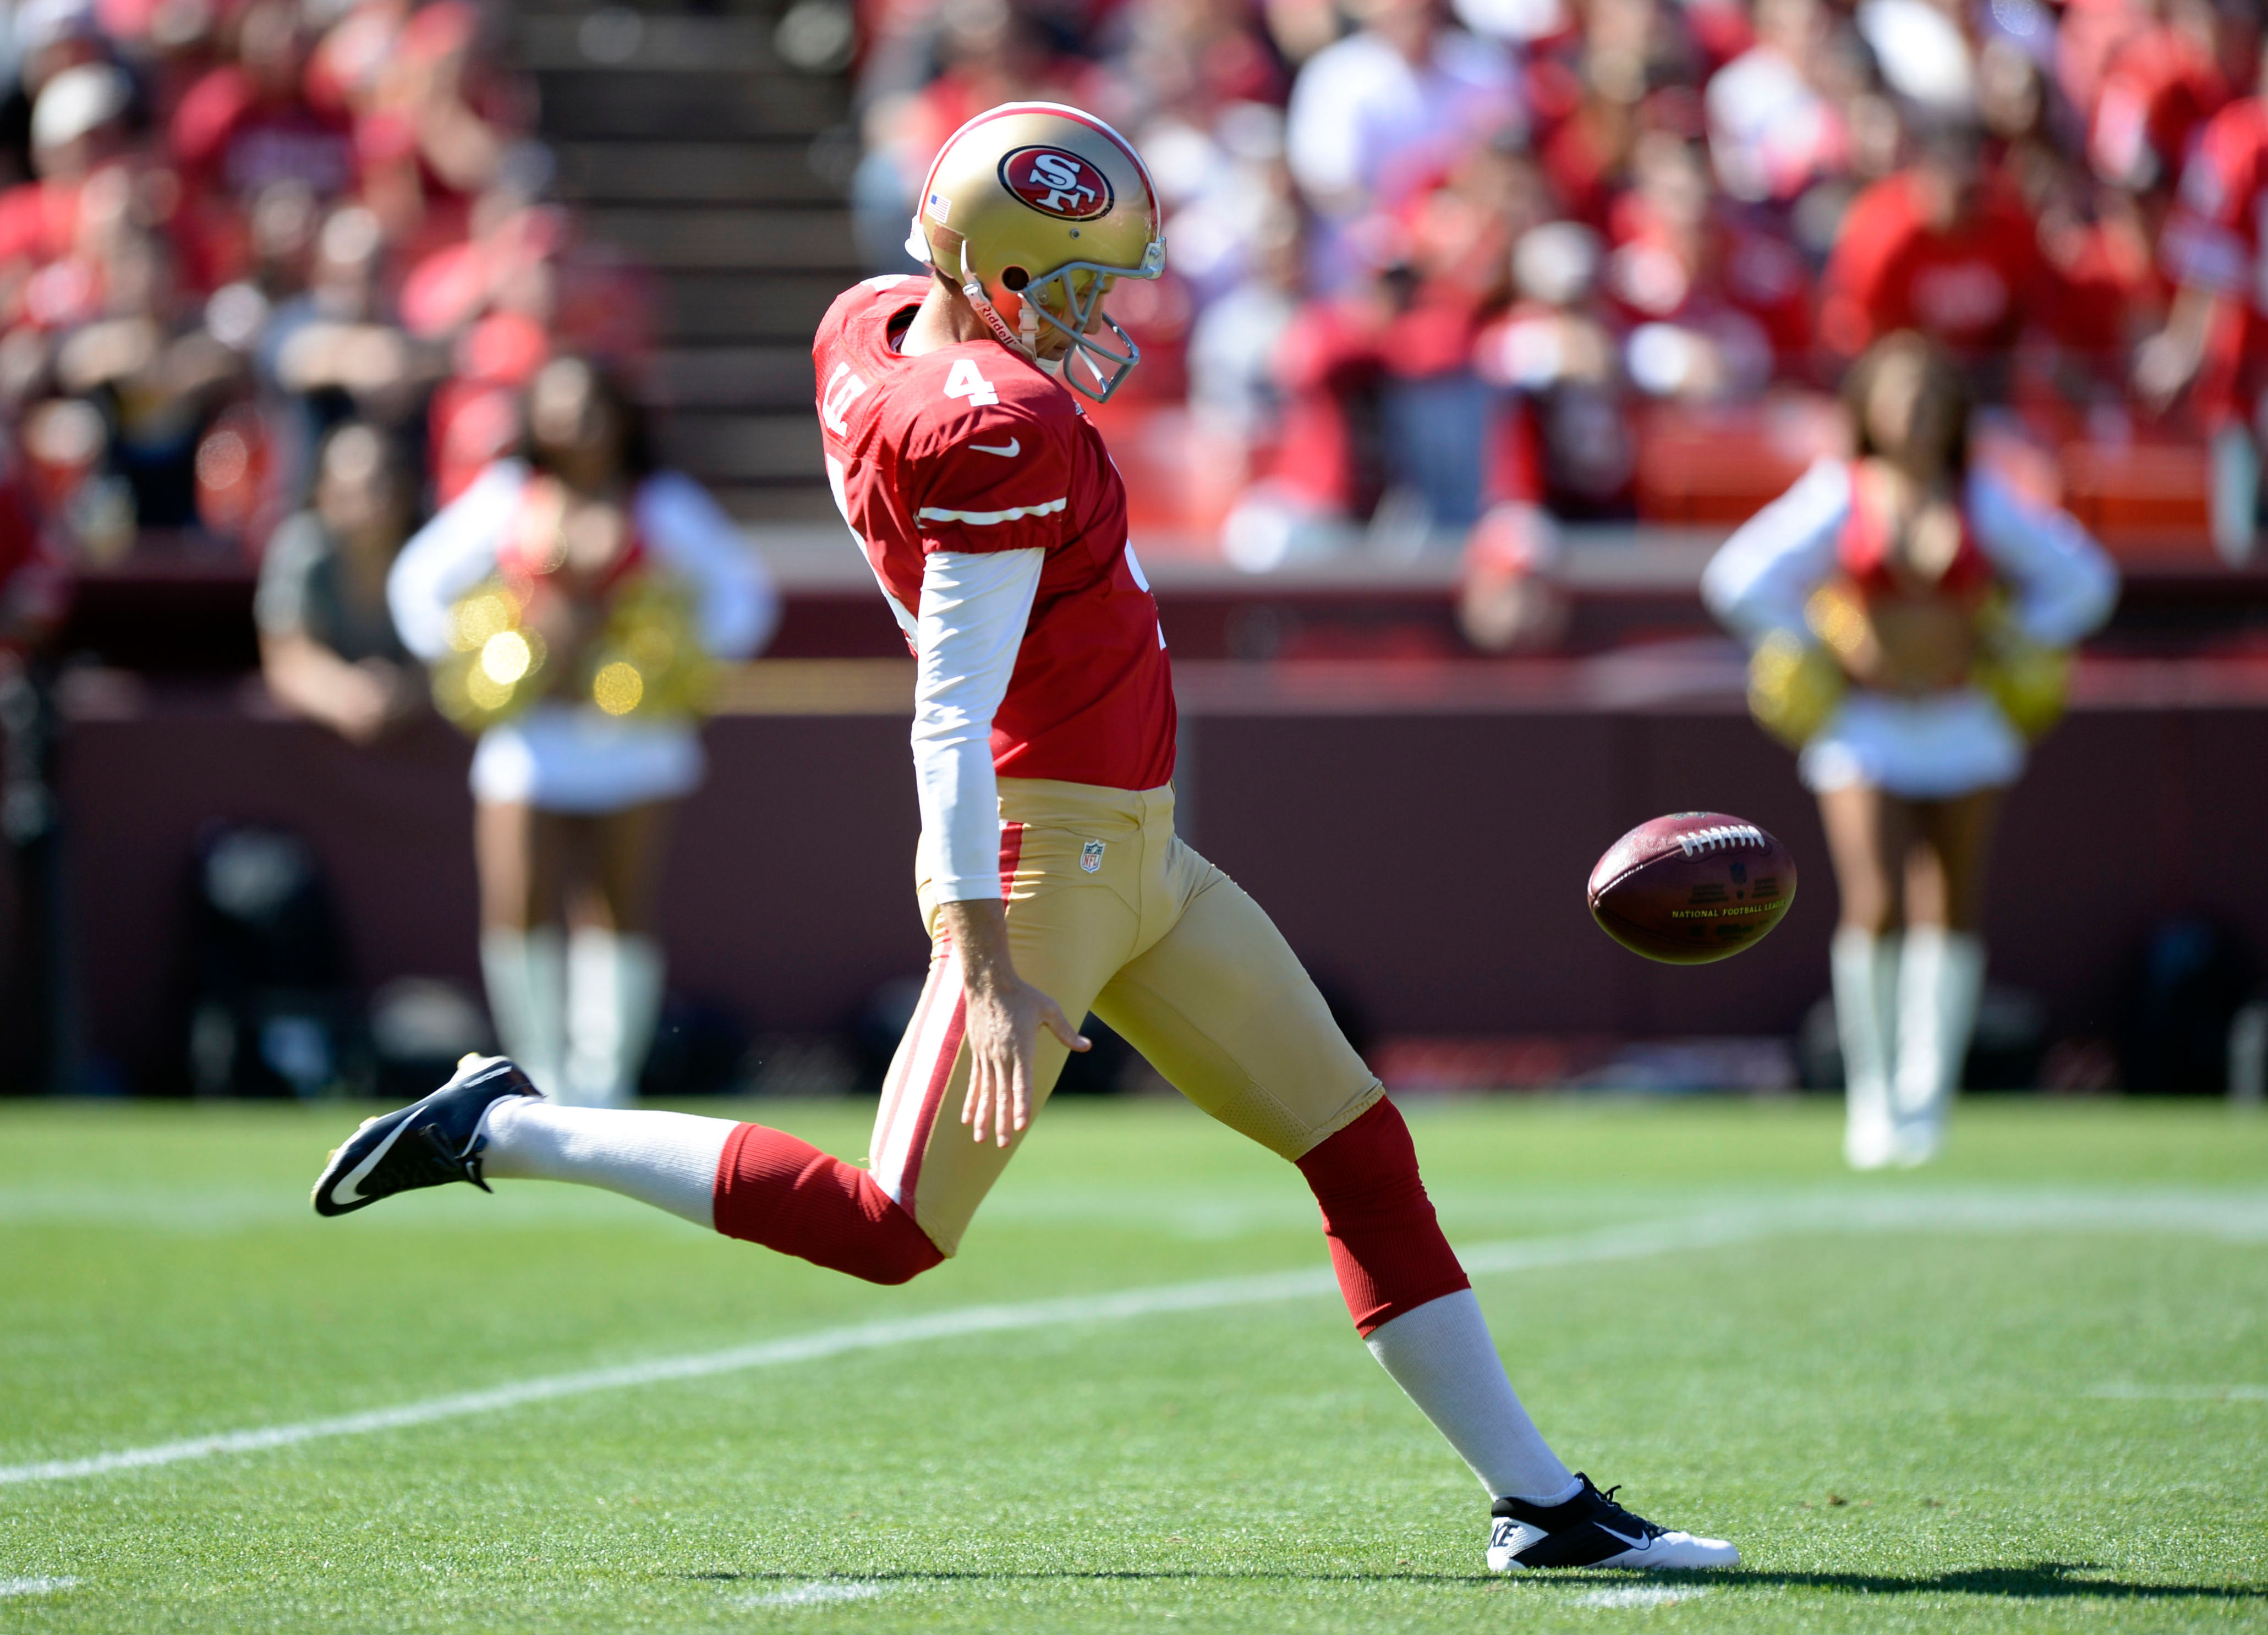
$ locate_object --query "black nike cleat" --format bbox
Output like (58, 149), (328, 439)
(311, 1055), (539, 1217)
(1486, 1474), (1739, 1571)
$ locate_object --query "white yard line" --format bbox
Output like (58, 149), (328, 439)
(735, 1583), (888, 1607)
(0, 1577), (80, 1597)
(1572, 1584), (1712, 1607)
(3, 1190), (2262, 1489)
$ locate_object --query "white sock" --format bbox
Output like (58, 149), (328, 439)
(1892, 926), (1985, 1144)
(1832, 926), (1899, 1166)
(564, 930), (665, 1107)
(2211, 423), (2258, 566)
(476, 1099), (735, 1227)
(1365, 1289), (1578, 1504)
(481, 928), (566, 1098)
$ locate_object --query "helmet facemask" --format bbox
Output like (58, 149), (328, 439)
(1010, 244), (1164, 402)
(943, 231), (1165, 404)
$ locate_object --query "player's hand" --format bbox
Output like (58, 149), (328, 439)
(960, 973), (1087, 1147)
(2132, 328), (2200, 414)
(936, 896), (1089, 1148)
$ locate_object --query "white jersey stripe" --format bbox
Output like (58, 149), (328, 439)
(916, 498), (1068, 525)
(870, 952), (948, 1172)
(870, 959), (940, 1199)
(872, 944), (965, 1207)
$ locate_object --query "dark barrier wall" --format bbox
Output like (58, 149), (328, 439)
(1185, 709), (2268, 1041)
(47, 690), (2268, 1089)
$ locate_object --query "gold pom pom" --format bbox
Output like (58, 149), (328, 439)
(593, 660), (645, 716)
(480, 629), (534, 685)
(579, 577), (714, 722)
(429, 569), (715, 734)
(1747, 632), (1845, 749)
(432, 581), (549, 731)
(1973, 593), (2072, 739)
(450, 589), (517, 652)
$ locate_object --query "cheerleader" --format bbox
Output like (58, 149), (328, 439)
(1702, 334), (2118, 1168)
(389, 357), (777, 1105)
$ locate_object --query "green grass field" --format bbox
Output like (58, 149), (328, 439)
(3, 1094), (2265, 1633)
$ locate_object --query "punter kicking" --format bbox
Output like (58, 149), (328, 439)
(313, 102), (1736, 1574)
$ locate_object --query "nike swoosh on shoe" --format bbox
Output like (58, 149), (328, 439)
(330, 1119), (413, 1206)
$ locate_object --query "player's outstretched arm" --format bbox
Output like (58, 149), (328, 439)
(939, 896), (1088, 1147)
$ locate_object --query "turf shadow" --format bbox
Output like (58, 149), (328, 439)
(684, 1562), (2267, 1601)
(686, 1571), (1493, 1585)
(1715, 1562), (2268, 1603)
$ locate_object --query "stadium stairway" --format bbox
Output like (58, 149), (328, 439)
(508, 0), (863, 525)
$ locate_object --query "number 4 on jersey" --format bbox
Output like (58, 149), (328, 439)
(821, 363), (868, 435)
(944, 358), (1000, 408)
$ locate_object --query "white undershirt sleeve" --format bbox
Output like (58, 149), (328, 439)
(913, 547), (1045, 904)
(634, 471), (780, 660)
(1700, 457), (1851, 646)
(387, 462), (528, 661)
(1965, 473), (2121, 647)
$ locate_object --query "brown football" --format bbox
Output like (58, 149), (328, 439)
(1587, 812), (1797, 964)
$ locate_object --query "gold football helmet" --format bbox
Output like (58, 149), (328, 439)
(905, 101), (1166, 402)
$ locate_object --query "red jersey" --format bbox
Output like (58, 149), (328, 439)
(2088, 23), (2227, 194)
(2163, 96), (2268, 310)
(1838, 462), (1993, 606)
(1818, 171), (2057, 360)
(812, 275), (1176, 791)
(171, 68), (357, 200)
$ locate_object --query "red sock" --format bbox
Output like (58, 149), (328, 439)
(712, 1123), (944, 1285)
(1295, 1100), (1471, 1336)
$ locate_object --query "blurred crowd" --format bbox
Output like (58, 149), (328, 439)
(0, 0), (651, 652)
(851, 0), (2268, 564)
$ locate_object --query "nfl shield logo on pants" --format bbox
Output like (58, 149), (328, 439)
(1080, 840), (1105, 874)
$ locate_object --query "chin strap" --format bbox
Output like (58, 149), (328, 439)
(953, 234), (1033, 358)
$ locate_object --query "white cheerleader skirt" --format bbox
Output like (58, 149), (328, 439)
(470, 703), (706, 813)
(1798, 686), (2025, 800)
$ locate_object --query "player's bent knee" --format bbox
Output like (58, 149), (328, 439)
(853, 1198), (949, 1285)
(712, 1123), (946, 1285)
(1295, 1100), (1471, 1336)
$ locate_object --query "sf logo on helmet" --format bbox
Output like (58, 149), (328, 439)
(999, 146), (1115, 221)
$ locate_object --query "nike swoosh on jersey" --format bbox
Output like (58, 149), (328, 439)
(970, 438), (1021, 457)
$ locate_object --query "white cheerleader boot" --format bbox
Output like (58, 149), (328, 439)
(2210, 423), (2259, 567)
(1832, 928), (1901, 1170)
(564, 928), (665, 1107)
(1889, 927), (1984, 1167)
(480, 926), (566, 1099)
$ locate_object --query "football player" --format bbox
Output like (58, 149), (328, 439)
(313, 103), (1738, 1575)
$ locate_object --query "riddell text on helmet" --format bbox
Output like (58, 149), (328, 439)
(998, 146), (1116, 220)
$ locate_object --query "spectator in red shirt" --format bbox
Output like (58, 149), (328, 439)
(2088, 3), (2229, 196)
(1704, 0), (1849, 210)
(1473, 219), (1636, 515)
(172, 0), (356, 285)
(852, 0), (1089, 273)
(2139, 40), (2268, 413)
(1606, 128), (1811, 389)
(1087, 0), (1288, 130)
(355, 0), (515, 265)
(0, 0), (118, 193)
(0, 61), (136, 289)
(2138, 37), (2268, 557)
(1818, 119), (2065, 376)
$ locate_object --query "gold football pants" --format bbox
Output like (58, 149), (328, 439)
(870, 777), (1384, 1255)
